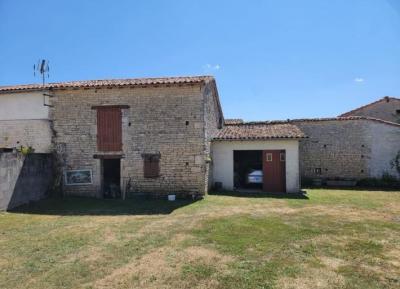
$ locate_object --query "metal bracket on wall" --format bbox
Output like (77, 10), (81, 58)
(43, 93), (54, 107)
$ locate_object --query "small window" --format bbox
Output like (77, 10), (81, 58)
(314, 168), (322, 175)
(266, 153), (272, 162)
(143, 154), (160, 178)
(280, 152), (285, 162)
(396, 109), (400, 115)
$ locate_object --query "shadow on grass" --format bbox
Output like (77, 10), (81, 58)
(209, 190), (309, 199)
(302, 186), (400, 192)
(10, 196), (198, 216)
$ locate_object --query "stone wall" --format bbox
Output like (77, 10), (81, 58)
(203, 81), (223, 191)
(342, 97), (400, 124)
(0, 119), (52, 153)
(0, 153), (52, 210)
(51, 83), (218, 197)
(295, 119), (400, 181)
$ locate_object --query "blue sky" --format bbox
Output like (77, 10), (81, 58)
(0, 0), (399, 120)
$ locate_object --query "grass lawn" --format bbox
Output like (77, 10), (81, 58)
(0, 189), (399, 289)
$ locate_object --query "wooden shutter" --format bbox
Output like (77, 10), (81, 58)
(97, 107), (122, 152)
(143, 154), (160, 178)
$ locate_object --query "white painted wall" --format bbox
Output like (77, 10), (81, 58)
(0, 91), (52, 152)
(0, 91), (49, 120)
(212, 140), (301, 193)
(367, 122), (400, 178)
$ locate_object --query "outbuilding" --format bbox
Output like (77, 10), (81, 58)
(212, 121), (306, 193)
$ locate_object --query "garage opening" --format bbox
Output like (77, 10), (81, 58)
(234, 150), (263, 190)
(102, 158), (121, 198)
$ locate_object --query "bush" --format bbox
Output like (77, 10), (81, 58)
(16, 145), (35, 155)
(357, 173), (400, 188)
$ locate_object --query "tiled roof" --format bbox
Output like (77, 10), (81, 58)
(0, 76), (214, 92)
(290, 116), (400, 127)
(214, 115), (400, 141)
(214, 122), (306, 140)
(224, 119), (244, 125)
(339, 96), (400, 117)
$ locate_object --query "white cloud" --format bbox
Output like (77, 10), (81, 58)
(203, 64), (221, 71)
(354, 78), (365, 83)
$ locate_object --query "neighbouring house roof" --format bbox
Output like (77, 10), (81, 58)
(339, 96), (400, 117)
(0, 76), (214, 93)
(224, 119), (244, 125)
(290, 116), (400, 127)
(213, 122), (307, 140)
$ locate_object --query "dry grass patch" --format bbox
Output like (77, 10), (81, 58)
(277, 267), (345, 289)
(1, 189), (399, 289)
(91, 244), (234, 289)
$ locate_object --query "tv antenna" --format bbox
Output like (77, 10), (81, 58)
(33, 59), (53, 107)
(34, 59), (50, 85)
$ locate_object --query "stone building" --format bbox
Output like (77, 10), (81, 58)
(340, 96), (400, 124)
(293, 117), (400, 181)
(1, 76), (226, 198)
(298, 96), (400, 181)
(0, 76), (304, 197)
(0, 76), (399, 200)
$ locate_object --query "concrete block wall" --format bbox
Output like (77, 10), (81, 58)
(51, 83), (216, 197)
(0, 153), (24, 210)
(0, 153), (52, 210)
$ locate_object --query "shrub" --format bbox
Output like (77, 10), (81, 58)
(357, 172), (400, 188)
(16, 145), (35, 155)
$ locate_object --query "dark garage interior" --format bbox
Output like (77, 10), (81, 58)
(102, 158), (121, 198)
(233, 150), (263, 190)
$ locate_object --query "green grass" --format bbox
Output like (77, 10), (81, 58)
(0, 189), (400, 289)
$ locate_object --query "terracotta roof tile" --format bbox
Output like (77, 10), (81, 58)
(0, 76), (214, 92)
(215, 115), (400, 141)
(214, 122), (306, 140)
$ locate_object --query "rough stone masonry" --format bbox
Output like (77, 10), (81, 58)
(49, 78), (222, 198)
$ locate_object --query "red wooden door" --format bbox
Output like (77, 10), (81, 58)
(262, 150), (286, 192)
(97, 107), (122, 151)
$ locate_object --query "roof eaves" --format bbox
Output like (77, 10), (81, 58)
(0, 76), (214, 93)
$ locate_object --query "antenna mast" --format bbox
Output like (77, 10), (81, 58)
(33, 59), (50, 86)
(33, 59), (53, 107)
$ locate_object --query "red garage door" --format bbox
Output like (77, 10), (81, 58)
(262, 150), (286, 193)
(96, 107), (122, 152)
